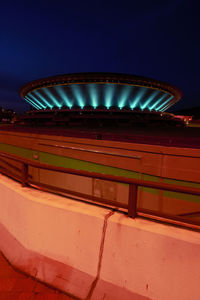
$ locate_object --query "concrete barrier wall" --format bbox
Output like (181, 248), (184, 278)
(0, 174), (200, 300)
(92, 214), (200, 300)
(0, 174), (109, 299)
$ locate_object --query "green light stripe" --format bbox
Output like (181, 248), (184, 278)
(140, 174), (159, 195)
(0, 143), (34, 160)
(163, 178), (200, 203)
(0, 142), (199, 202)
(39, 151), (140, 179)
(0, 143), (139, 179)
(163, 178), (200, 189)
(163, 190), (200, 203)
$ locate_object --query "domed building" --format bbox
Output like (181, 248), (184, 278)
(19, 73), (183, 127)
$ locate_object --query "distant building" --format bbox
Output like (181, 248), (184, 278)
(19, 73), (183, 127)
(0, 107), (15, 123)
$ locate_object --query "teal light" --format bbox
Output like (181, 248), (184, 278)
(88, 84), (98, 108)
(71, 84), (84, 108)
(118, 85), (132, 109)
(42, 87), (62, 108)
(160, 102), (172, 112)
(25, 96), (42, 109)
(33, 90), (53, 109)
(55, 85), (72, 108)
(156, 95), (173, 111)
(28, 93), (46, 109)
(141, 90), (159, 110)
(105, 84), (115, 109)
(150, 93), (168, 110)
(24, 81), (177, 112)
(160, 98), (175, 112)
(130, 87), (147, 109)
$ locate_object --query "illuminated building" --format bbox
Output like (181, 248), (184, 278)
(20, 73), (182, 112)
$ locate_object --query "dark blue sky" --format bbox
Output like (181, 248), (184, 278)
(0, 0), (199, 112)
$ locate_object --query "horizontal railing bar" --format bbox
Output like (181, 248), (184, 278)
(138, 209), (200, 231)
(1, 164), (199, 230)
(0, 151), (199, 196)
(178, 211), (200, 216)
(25, 181), (200, 231)
(0, 158), (22, 173)
(138, 208), (200, 226)
(0, 150), (200, 230)
(29, 179), (128, 209)
(0, 167), (22, 183)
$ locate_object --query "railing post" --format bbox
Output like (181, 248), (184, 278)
(22, 163), (28, 187)
(128, 184), (138, 218)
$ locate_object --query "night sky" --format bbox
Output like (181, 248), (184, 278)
(1, 0), (199, 113)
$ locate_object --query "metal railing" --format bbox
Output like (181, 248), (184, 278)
(0, 150), (200, 230)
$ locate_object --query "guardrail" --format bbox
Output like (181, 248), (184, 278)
(0, 150), (200, 230)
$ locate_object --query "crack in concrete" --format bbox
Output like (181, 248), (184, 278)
(85, 210), (115, 300)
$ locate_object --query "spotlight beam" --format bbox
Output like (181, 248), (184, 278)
(28, 93), (46, 109)
(55, 85), (72, 108)
(141, 90), (159, 110)
(156, 95), (174, 111)
(150, 93), (168, 110)
(71, 84), (84, 108)
(130, 87), (147, 109)
(88, 84), (98, 108)
(42, 88), (62, 108)
(25, 96), (42, 109)
(160, 100), (175, 112)
(33, 90), (53, 109)
(118, 85), (132, 109)
(105, 84), (115, 109)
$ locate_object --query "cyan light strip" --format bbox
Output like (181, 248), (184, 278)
(88, 84), (98, 108)
(28, 93), (46, 109)
(25, 96), (42, 109)
(141, 90), (159, 110)
(130, 87), (148, 109)
(118, 85), (132, 109)
(55, 85), (72, 108)
(42, 87), (62, 108)
(105, 84), (115, 109)
(150, 93), (168, 111)
(25, 83), (176, 111)
(71, 84), (85, 108)
(156, 95), (174, 111)
(33, 90), (53, 109)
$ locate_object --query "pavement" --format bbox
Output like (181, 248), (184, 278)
(0, 252), (75, 300)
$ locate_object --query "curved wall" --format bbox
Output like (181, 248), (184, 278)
(0, 174), (200, 300)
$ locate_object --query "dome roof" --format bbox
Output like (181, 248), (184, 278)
(20, 73), (182, 112)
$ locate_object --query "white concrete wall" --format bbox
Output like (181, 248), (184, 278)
(0, 174), (200, 300)
(92, 214), (200, 300)
(0, 174), (109, 299)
